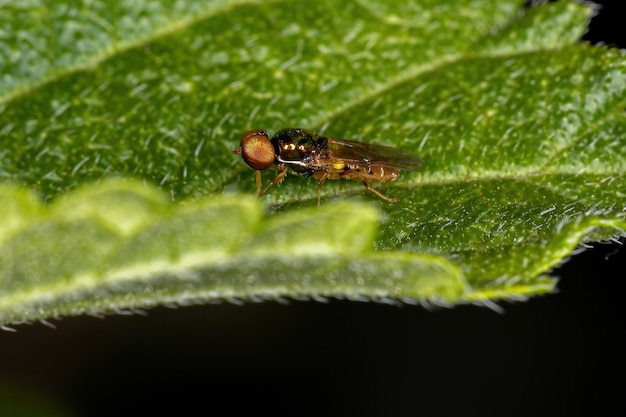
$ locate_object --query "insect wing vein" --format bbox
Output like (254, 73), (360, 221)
(325, 138), (423, 171)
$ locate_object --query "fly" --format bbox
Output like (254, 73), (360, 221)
(233, 128), (423, 205)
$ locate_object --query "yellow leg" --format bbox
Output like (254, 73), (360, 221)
(254, 170), (262, 197)
(259, 167), (288, 198)
(362, 181), (399, 203)
(316, 176), (328, 207)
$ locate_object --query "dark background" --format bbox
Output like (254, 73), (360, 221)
(1, 1), (625, 416)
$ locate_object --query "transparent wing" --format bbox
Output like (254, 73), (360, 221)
(322, 138), (424, 171)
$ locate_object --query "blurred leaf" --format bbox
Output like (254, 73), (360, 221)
(0, 181), (464, 325)
(0, 382), (73, 417)
(1, 0), (625, 325)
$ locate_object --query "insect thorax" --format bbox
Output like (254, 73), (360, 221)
(272, 129), (328, 177)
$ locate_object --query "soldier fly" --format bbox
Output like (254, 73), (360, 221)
(234, 128), (423, 206)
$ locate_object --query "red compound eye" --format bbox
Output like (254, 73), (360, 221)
(239, 129), (275, 170)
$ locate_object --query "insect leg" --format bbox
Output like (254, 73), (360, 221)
(362, 181), (399, 203)
(316, 174), (328, 207)
(254, 170), (262, 197)
(259, 167), (288, 198)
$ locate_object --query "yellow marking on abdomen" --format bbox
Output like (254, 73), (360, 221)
(333, 160), (346, 170)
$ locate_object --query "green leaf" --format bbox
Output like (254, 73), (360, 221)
(0, 181), (464, 325)
(1, 0), (625, 325)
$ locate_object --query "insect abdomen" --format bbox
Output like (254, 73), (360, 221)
(332, 162), (399, 182)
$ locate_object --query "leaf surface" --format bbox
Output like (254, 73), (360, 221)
(1, 0), (624, 325)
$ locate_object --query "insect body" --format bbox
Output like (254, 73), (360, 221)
(234, 128), (423, 205)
